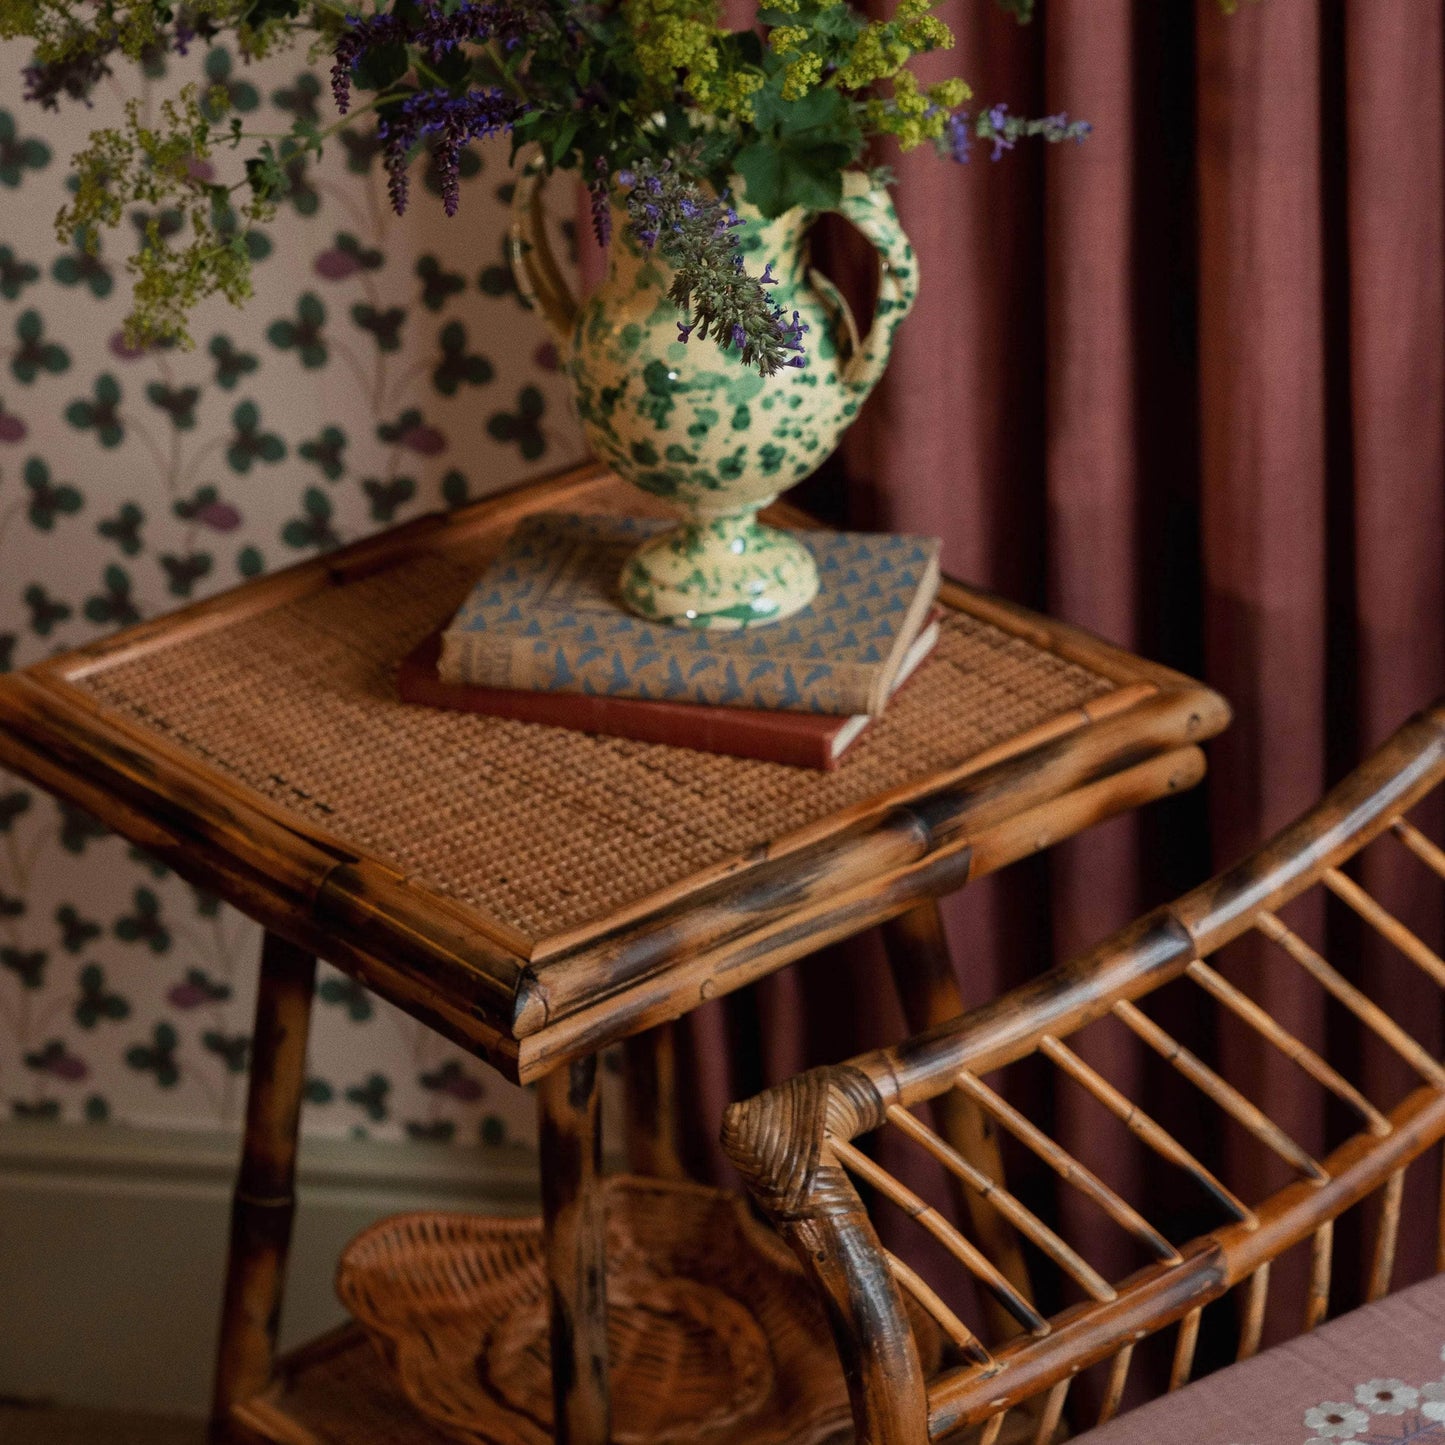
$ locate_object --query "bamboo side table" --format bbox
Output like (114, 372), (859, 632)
(0, 461), (1229, 1445)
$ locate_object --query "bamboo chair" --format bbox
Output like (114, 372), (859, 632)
(723, 696), (1445, 1445)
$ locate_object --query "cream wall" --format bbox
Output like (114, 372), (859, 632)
(0, 37), (585, 1146)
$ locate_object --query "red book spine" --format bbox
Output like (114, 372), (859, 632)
(397, 618), (940, 771)
(398, 635), (855, 769)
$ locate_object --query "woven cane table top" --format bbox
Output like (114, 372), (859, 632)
(75, 542), (1110, 944)
(0, 464), (1227, 1075)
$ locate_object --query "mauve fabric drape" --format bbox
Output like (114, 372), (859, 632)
(666, 0), (1445, 1336)
(1343, 1), (1445, 1300)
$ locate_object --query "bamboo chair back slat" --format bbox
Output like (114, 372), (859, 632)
(1169, 1305), (1201, 1389)
(1305, 1219), (1333, 1331)
(723, 698), (1445, 1445)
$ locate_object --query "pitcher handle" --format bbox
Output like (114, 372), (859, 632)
(821, 172), (919, 396)
(507, 151), (580, 345)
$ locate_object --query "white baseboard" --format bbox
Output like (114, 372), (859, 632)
(0, 1122), (541, 1417)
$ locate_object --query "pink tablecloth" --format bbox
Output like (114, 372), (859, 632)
(1078, 1273), (1445, 1445)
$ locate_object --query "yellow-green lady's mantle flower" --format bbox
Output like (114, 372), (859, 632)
(2, 0), (1112, 368)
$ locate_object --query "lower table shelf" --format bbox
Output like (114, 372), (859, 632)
(229, 1176), (883, 1445)
(230, 1325), (454, 1445)
(229, 1324), (860, 1445)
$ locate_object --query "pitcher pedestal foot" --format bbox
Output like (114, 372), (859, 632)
(619, 513), (819, 630)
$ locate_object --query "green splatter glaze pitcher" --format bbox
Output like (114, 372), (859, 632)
(509, 162), (918, 629)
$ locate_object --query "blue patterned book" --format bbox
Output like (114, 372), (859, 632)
(439, 513), (942, 715)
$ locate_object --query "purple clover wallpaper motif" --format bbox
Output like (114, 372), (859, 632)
(0, 39), (585, 1144)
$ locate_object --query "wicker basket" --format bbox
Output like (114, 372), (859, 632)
(336, 1176), (918, 1445)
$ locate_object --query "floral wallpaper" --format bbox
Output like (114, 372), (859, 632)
(0, 39), (586, 1145)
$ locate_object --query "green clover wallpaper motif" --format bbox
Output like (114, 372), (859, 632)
(0, 39), (586, 1146)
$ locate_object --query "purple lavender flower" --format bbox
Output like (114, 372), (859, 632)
(426, 0), (549, 58)
(589, 157), (611, 247)
(987, 103), (1016, 160)
(759, 262), (778, 285)
(419, 0), (503, 56)
(772, 307), (808, 367)
(332, 0), (547, 114)
(379, 138), (410, 215)
(331, 12), (410, 113)
(945, 112), (972, 163)
(621, 158), (807, 377)
(1036, 111), (1091, 144)
(964, 102), (1092, 164)
(378, 88), (520, 217)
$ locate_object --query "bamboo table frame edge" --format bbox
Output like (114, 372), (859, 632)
(0, 672), (1222, 1084)
(0, 460), (1230, 1083)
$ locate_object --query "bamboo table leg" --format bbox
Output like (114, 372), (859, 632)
(209, 932), (317, 1441)
(880, 899), (1035, 1316)
(539, 1054), (611, 1445)
(623, 1024), (686, 1178)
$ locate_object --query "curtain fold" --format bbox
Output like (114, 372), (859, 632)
(1346, 0), (1445, 746)
(1040, 0), (1146, 1283)
(1196, 0), (1334, 1339)
(680, 0), (1445, 1331)
(1343, 0), (1445, 1296)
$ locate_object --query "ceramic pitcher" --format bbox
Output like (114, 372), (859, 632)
(509, 160), (918, 629)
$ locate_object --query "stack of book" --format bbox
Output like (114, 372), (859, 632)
(399, 512), (943, 770)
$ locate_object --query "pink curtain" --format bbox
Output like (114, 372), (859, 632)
(676, 0), (1445, 1332)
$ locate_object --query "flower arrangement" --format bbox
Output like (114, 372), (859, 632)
(1, 0), (1094, 374)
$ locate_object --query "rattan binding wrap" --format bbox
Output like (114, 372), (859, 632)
(78, 541), (1113, 944)
(335, 1176), (928, 1445)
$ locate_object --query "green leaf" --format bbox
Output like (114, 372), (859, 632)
(739, 82), (861, 216)
(751, 80), (853, 141)
(431, 45), (470, 86)
(735, 140), (846, 217)
(808, 3), (862, 41)
(351, 44), (409, 94)
(722, 28), (766, 65)
(548, 114), (581, 168)
(291, 119), (324, 156)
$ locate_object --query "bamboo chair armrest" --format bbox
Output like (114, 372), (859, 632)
(723, 1067), (931, 1445)
(842, 696), (1445, 1115)
(724, 695), (1445, 1445)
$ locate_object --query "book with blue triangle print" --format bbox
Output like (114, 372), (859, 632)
(439, 513), (941, 715)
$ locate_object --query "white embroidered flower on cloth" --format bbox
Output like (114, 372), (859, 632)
(1303, 1402), (1369, 1439)
(1422, 1379), (1445, 1421)
(1356, 1379), (1419, 1415)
